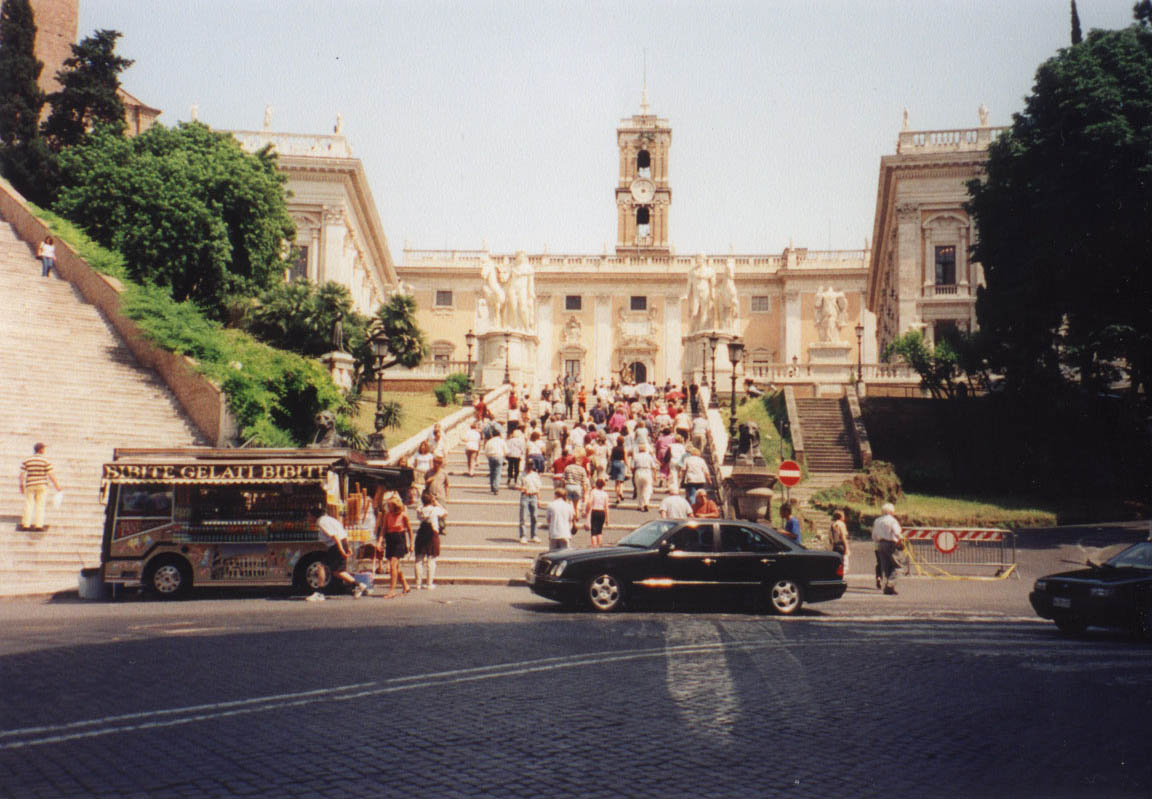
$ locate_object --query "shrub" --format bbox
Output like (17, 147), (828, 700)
(444, 371), (471, 396)
(433, 383), (456, 407)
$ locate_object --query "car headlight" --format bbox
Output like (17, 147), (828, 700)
(550, 560), (568, 577)
(1034, 580), (1047, 592)
(1090, 586), (1114, 598)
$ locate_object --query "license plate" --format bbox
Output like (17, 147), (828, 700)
(526, 571), (536, 585)
(1053, 597), (1071, 608)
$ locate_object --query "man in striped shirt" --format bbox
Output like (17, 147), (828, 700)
(19, 443), (62, 531)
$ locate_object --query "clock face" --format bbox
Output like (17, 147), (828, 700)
(630, 178), (655, 204)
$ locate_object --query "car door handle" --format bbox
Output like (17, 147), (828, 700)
(702, 558), (716, 566)
(760, 558), (775, 564)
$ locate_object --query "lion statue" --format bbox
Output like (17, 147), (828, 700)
(308, 410), (348, 448)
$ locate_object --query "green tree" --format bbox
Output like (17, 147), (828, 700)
(363, 293), (428, 380)
(0, 0), (52, 203)
(967, 21), (1152, 400)
(246, 279), (363, 357)
(883, 330), (966, 400)
(54, 121), (295, 318)
(42, 29), (131, 151)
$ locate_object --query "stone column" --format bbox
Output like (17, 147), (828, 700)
(594, 295), (612, 380)
(664, 293), (682, 384)
(308, 227), (321, 281)
(536, 294), (553, 388)
(784, 290), (801, 364)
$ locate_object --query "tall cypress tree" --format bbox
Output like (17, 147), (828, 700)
(0, 0), (50, 200)
(42, 29), (132, 151)
(1071, 1), (1083, 44)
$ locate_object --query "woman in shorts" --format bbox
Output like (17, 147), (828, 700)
(376, 495), (412, 597)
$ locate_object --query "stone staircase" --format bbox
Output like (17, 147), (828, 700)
(0, 220), (205, 596)
(429, 414), (699, 585)
(795, 397), (858, 472)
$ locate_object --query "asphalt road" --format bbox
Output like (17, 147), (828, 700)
(1, 569), (1150, 799)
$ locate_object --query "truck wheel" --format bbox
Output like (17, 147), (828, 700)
(144, 557), (192, 599)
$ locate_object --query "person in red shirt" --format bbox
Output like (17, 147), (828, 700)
(691, 489), (721, 519)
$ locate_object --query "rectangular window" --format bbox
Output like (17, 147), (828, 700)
(565, 359), (582, 381)
(289, 246), (309, 282)
(434, 290), (453, 307)
(565, 295), (582, 311)
(750, 295), (769, 313)
(934, 245), (956, 285)
(630, 296), (647, 311)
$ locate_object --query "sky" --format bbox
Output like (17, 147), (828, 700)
(79, 0), (1139, 262)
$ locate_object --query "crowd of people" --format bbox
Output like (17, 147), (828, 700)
(325, 374), (903, 597)
(458, 376), (730, 550)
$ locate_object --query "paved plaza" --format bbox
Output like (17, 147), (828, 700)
(1, 557), (1149, 799)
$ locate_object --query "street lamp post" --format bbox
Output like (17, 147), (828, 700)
(708, 334), (719, 409)
(855, 322), (865, 384)
(726, 339), (744, 458)
(502, 332), (511, 385)
(464, 329), (476, 407)
(366, 323), (389, 459)
(701, 341), (708, 389)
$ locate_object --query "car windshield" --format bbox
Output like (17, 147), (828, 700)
(1107, 542), (1152, 570)
(617, 520), (679, 548)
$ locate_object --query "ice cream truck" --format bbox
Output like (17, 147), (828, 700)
(99, 448), (411, 597)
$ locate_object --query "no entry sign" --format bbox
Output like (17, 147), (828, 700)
(777, 460), (802, 487)
(934, 530), (959, 554)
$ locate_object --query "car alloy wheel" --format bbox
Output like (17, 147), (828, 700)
(296, 557), (332, 593)
(768, 579), (802, 615)
(586, 572), (623, 612)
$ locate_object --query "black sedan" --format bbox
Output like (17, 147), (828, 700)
(1029, 540), (1152, 636)
(527, 519), (847, 613)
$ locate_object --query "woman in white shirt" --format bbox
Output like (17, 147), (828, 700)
(584, 478), (611, 547)
(462, 421), (481, 476)
(632, 443), (657, 512)
(505, 428), (526, 487)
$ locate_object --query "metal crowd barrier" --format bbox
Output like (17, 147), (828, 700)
(902, 527), (1018, 580)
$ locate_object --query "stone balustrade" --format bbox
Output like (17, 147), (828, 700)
(897, 126), (1009, 154)
(232, 130), (353, 158)
(746, 362), (917, 383)
(401, 248), (874, 273)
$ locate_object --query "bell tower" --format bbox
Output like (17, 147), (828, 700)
(615, 87), (671, 255)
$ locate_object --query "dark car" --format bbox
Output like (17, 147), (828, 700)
(1029, 540), (1152, 637)
(527, 518), (847, 613)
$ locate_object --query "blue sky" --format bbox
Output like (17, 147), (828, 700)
(81, 0), (1138, 261)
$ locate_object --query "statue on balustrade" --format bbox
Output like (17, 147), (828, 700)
(814, 285), (848, 344)
(479, 254), (507, 330)
(713, 257), (740, 334)
(504, 251), (536, 332)
(478, 252), (536, 333)
(686, 253), (716, 333)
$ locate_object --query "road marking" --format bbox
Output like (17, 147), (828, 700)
(0, 641), (775, 750)
(2, 625), (1135, 750)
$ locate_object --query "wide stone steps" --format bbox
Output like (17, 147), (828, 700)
(421, 421), (693, 585)
(0, 217), (204, 596)
(795, 397), (859, 472)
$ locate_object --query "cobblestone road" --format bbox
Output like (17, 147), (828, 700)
(0, 592), (1148, 798)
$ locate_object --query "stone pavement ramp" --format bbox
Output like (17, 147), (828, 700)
(0, 219), (204, 596)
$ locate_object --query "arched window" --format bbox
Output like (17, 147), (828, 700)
(636, 206), (651, 244)
(637, 149), (651, 178)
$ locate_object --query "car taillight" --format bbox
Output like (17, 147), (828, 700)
(836, 561), (844, 577)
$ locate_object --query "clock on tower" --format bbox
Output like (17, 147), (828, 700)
(615, 93), (671, 256)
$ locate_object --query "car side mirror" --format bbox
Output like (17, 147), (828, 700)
(659, 540), (672, 556)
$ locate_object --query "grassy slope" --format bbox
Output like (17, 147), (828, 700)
(353, 391), (456, 445)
